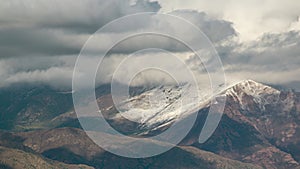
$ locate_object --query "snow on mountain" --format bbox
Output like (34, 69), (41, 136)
(225, 80), (281, 110)
(114, 84), (211, 130)
(226, 80), (280, 98)
(111, 79), (281, 132)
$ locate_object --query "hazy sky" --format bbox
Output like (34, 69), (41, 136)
(0, 0), (299, 90)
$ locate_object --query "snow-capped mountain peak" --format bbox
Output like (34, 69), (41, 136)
(225, 79), (281, 110)
(227, 79), (279, 95)
(230, 80), (278, 95)
(110, 79), (281, 134)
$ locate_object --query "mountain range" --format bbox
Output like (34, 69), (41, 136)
(0, 80), (300, 169)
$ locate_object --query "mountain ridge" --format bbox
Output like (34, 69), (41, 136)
(1, 79), (300, 169)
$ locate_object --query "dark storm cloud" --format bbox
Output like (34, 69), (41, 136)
(37, 0), (161, 34)
(0, 0), (237, 59)
(0, 28), (81, 58)
(0, 0), (240, 89)
(0, 0), (160, 33)
(0, 0), (161, 58)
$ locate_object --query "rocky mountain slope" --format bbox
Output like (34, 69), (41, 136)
(188, 80), (300, 169)
(0, 128), (261, 169)
(1, 80), (300, 169)
(0, 146), (93, 169)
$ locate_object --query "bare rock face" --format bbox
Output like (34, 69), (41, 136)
(186, 80), (300, 169)
(225, 80), (300, 163)
(243, 147), (299, 169)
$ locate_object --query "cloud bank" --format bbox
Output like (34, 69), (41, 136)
(0, 0), (299, 91)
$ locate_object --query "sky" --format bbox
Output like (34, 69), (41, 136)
(0, 0), (300, 90)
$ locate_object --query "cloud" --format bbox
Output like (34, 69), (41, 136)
(0, 0), (238, 90)
(0, 28), (85, 58)
(0, 0), (161, 58)
(157, 0), (300, 41)
(0, 1), (235, 58)
(220, 30), (300, 89)
(75, 10), (236, 55)
(0, 0), (299, 91)
(224, 31), (300, 69)
(169, 10), (236, 42)
(0, 50), (213, 90)
(3, 66), (74, 90)
(0, 0), (160, 33)
(0, 55), (76, 89)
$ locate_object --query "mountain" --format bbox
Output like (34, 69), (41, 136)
(186, 80), (300, 169)
(1, 80), (300, 169)
(97, 79), (300, 168)
(0, 85), (74, 131)
(0, 84), (113, 131)
(0, 146), (93, 169)
(0, 128), (261, 169)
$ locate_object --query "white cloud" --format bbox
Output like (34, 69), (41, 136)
(157, 0), (300, 41)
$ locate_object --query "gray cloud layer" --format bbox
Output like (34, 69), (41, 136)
(0, 0), (160, 58)
(0, 0), (299, 90)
